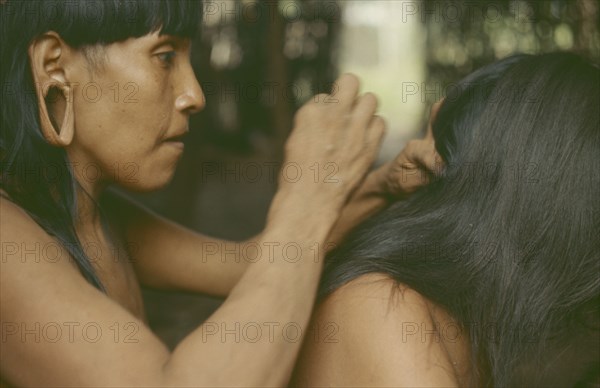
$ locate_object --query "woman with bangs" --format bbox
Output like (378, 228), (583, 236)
(292, 53), (600, 387)
(0, 1), (438, 386)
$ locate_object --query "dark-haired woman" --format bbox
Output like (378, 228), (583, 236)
(292, 53), (600, 387)
(0, 1), (440, 386)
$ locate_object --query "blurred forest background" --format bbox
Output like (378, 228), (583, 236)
(119, 0), (600, 350)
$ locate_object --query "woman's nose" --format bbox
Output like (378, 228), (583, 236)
(175, 69), (205, 114)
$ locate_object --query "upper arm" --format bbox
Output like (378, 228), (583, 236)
(291, 273), (462, 387)
(0, 197), (171, 386)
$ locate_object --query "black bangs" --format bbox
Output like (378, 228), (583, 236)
(67, 0), (202, 46)
(3, 0), (202, 48)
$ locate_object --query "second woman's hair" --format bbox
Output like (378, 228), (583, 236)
(320, 52), (600, 386)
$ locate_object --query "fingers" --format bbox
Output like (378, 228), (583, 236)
(351, 93), (379, 132)
(365, 115), (386, 157)
(425, 98), (445, 140)
(297, 72), (382, 162)
(328, 74), (381, 149)
(415, 98), (444, 174)
(330, 73), (361, 109)
(405, 139), (440, 174)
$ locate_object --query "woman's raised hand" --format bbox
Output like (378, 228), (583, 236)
(375, 99), (444, 198)
(278, 74), (385, 213)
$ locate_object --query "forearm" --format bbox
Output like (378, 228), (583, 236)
(131, 228), (258, 295)
(164, 255), (322, 386)
(162, 197), (337, 386)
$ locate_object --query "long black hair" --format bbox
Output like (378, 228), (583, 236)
(0, 1), (202, 290)
(320, 53), (600, 386)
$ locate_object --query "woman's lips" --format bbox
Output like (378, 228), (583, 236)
(163, 130), (188, 151)
(164, 140), (185, 151)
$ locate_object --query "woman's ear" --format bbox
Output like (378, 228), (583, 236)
(28, 32), (74, 147)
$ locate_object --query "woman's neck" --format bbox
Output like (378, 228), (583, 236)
(72, 175), (106, 240)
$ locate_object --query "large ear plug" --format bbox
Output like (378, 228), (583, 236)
(36, 80), (74, 147)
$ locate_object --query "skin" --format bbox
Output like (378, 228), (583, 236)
(0, 29), (440, 387)
(290, 274), (474, 387)
(289, 103), (473, 388)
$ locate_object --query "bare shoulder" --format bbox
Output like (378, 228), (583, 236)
(0, 195), (49, 241)
(292, 273), (470, 387)
(0, 194), (168, 386)
(0, 194), (83, 322)
(0, 194), (79, 269)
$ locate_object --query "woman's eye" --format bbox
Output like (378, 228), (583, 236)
(157, 51), (176, 66)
